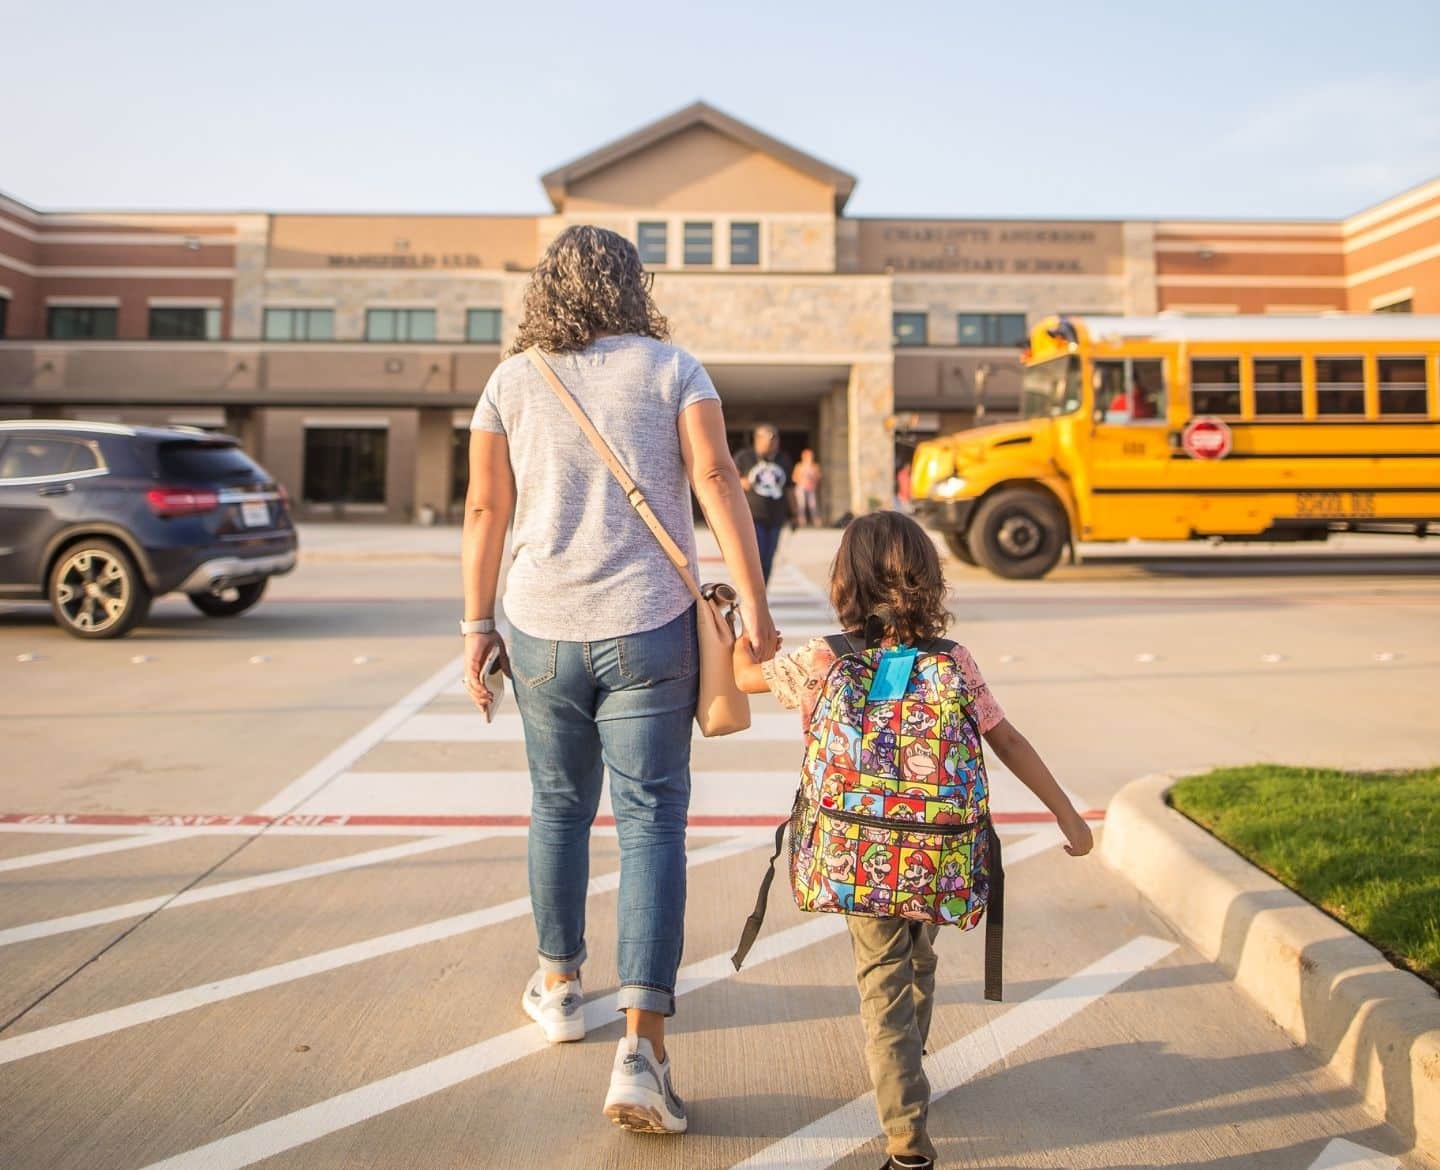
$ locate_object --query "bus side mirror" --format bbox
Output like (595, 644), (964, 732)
(1093, 407), (1106, 424)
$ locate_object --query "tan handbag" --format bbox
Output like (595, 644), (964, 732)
(524, 347), (752, 737)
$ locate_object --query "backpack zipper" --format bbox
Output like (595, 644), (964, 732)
(815, 801), (987, 835)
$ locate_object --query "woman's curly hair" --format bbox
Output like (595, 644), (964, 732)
(506, 225), (669, 356)
(830, 511), (951, 645)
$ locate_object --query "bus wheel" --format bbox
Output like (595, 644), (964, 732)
(943, 529), (979, 566)
(971, 488), (1068, 580)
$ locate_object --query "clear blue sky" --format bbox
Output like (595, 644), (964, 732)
(5, 0), (1438, 220)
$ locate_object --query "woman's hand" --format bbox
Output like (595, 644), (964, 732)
(463, 631), (509, 714)
(1059, 812), (1094, 858)
(740, 598), (779, 663)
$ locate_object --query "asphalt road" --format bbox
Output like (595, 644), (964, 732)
(1, 529), (1436, 1170)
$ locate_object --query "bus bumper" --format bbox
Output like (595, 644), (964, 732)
(912, 497), (976, 533)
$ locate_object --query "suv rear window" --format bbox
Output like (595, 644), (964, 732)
(157, 441), (263, 483)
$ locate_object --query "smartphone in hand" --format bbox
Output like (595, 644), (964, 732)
(480, 644), (505, 724)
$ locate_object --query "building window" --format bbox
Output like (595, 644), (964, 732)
(683, 222), (713, 266)
(47, 305), (119, 339)
(1378, 357), (1428, 416)
(956, 313), (1028, 347)
(466, 309), (501, 344)
(150, 306), (221, 340)
(264, 307), (333, 341)
(1189, 359), (1241, 416)
(729, 222), (760, 266)
(365, 308), (436, 342)
(303, 428), (387, 504)
(1253, 357), (1303, 416)
(637, 221), (668, 266)
(1375, 297), (1413, 314)
(452, 428), (469, 505)
(893, 312), (928, 348)
(0, 295), (7, 338)
(265, 308), (332, 341)
(1315, 357), (1365, 416)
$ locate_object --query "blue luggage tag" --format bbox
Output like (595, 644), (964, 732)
(866, 647), (917, 702)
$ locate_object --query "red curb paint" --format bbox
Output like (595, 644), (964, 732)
(1, 809), (1106, 829)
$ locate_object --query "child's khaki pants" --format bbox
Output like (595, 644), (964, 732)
(847, 916), (940, 1161)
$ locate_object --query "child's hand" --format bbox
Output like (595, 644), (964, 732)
(733, 633), (760, 669)
(1059, 812), (1093, 858)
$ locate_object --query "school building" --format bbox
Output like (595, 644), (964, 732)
(2, 101), (1438, 522)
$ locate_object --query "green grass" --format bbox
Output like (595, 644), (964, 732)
(1167, 765), (1440, 988)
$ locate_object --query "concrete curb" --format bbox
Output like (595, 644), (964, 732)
(1102, 772), (1440, 1162)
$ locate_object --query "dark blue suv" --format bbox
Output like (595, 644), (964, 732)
(0, 421), (297, 638)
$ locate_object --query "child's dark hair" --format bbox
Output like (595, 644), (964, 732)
(830, 511), (950, 645)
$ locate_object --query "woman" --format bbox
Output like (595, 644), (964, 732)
(795, 447), (823, 527)
(460, 225), (777, 1135)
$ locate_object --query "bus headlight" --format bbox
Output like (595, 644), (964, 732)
(932, 476), (968, 499)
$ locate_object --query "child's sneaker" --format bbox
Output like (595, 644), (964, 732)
(520, 970), (585, 1043)
(602, 1036), (687, 1133)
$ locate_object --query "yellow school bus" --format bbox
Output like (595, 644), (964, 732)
(909, 314), (1440, 578)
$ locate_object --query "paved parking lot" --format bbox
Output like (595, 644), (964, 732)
(1, 531), (1437, 1169)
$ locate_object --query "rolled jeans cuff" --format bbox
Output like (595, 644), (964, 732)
(537, 942), (586, 975)
(885, 1126), (937, 1160)
(616, 982), (675, 1017)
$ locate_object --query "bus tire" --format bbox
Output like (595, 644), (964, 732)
(942, 529), (979, 566)
(971, 488), (1068, 580)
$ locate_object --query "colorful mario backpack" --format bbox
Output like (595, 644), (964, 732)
(732, 631), (1005, 1001)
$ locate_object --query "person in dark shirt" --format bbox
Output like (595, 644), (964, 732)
(734, 424), (793, 583)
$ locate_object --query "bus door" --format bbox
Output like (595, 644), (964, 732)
(1084, 358), (1172, 539)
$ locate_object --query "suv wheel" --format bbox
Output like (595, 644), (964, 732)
(942, 529), (979, 566)
(970, 488), (1068, 580)
(49, 539), (152, 639)
(188, 579), (267, 618)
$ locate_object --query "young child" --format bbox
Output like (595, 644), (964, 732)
(733, 510), (1093, 1170)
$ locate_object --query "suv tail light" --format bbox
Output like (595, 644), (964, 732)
(146, 487), (220, 517)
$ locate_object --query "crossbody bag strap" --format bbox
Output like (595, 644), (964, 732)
(525, 346), (703, 604)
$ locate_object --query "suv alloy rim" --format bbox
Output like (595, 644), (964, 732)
(55, 550), (130, 632)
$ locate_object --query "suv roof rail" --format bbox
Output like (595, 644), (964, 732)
(0, 419), (137, 436)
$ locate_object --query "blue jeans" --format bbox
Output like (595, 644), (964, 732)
(754, 521), (784, 582)
(508, 606), (698, 1016)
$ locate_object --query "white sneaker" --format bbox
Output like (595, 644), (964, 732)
(521, 970), (585, 1043)
(603, 1036), (687, 1134)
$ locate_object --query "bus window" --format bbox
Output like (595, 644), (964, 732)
(1095, 359), (1165, 423)
(1190, 359), (1241, 416)
(1254, 357), (1303, 416)
(1378, 357), (1428, 416)
(1020, 356), (1083, 419)
(1316, 357), (1365, 416)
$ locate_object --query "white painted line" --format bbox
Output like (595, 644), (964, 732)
(0, 830), (195, 873)
(0, 834), (486, 949)
(254, 655), (464, 816)
(290, 763), (1077, 821)
(727, 933), (1179, 1170)
(134, 829), (1063, 1170)
(389, 711), (802, 743)
(1307, 1139), (1401, 1170)
(0, 834), (759, 1067)
(0, 821), (744, 840)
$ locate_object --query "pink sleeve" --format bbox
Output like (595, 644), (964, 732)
(762, 638), (835, 714)
(950, 646), (1005, 733)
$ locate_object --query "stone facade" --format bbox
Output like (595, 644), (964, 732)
(765, 217), (836, 273)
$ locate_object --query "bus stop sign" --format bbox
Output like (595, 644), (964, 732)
(1182, 417), (1233, 460)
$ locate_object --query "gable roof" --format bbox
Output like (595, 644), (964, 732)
(540, 101), (857, 214)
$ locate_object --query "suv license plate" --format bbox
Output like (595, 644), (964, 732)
(241, 501), (270, 527)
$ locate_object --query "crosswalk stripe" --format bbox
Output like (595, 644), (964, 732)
(0, 833), (488, 949)
(1306, 1139), (1402, 1169)
(0, 834), (763, 1066)
(0, 830), (196, 873)
(726, 933), (1180, 1170)
(135, 829), (1060, 1170)
(288, 764), (1082, 821)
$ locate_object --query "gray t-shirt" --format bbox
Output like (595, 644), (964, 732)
(470, 334), (720, 642)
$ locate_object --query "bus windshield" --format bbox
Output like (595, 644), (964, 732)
(1020, 356), (1083, 419)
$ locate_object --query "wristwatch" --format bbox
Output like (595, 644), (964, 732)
(459, 618), (496, 634)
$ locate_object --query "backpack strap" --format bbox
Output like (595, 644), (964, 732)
(983, 818), (1005, 1002)
(824, 632), (864, 658)
(730, 814), (789, 971)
